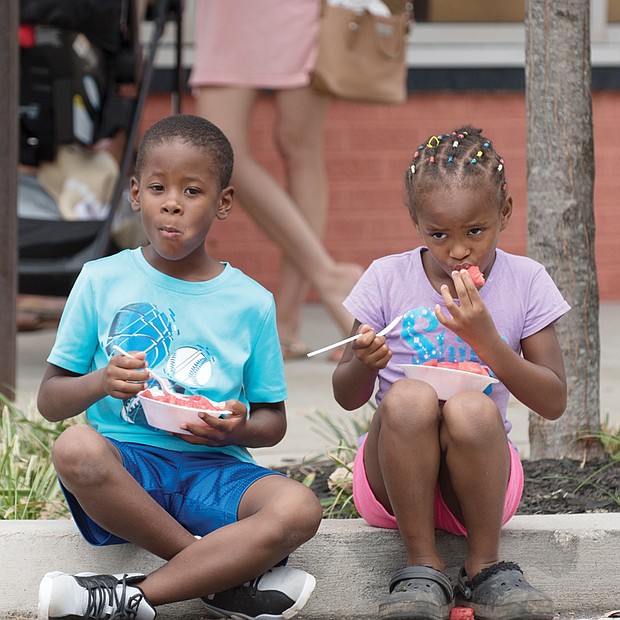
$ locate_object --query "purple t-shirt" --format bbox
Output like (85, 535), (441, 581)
(343, 247), (571, 436)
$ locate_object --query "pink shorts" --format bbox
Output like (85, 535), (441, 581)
(352, 435), (524, 536)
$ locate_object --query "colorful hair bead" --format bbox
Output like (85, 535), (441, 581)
(404, 127), (508, 218)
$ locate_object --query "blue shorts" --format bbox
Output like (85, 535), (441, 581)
(60, 438), (281, 546)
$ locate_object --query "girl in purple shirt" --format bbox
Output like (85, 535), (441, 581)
(333, 126), (569, 620)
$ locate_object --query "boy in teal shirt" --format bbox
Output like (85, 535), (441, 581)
(37, 114), (321, 620)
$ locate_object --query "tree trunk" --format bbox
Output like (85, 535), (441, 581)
(525, 0), (603, 459)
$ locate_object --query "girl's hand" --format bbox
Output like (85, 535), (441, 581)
(104, 350), (149, 399)
(177, 399), (248, 446)
(435, 269), (498, 349)
(351, 324), (392, 370)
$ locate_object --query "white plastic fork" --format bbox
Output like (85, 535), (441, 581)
(112, 345), (178, 397)
(306, 313), (405, 358)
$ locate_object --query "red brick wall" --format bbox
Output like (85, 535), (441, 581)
(141, 91), (618, 300)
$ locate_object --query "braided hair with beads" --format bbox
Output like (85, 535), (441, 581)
(404, 126), (508, 219)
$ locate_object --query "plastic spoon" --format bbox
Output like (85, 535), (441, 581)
(306, 313), (405, 358)
(112, 345), (178, 397)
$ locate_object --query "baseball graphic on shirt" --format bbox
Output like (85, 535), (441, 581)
(166, 346), (214, 387)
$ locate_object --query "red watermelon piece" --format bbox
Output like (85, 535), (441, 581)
(435, 361), (460, 370)
(450, 607), (475, 620)
(455, 361), (490, 376)
(423, 360), (490, 376)
(140, 390), (216, 410)
(466, 265), (485, 287)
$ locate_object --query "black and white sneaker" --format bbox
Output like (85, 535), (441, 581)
(201, 566), (316, 620)
(38, 571), (156, 620)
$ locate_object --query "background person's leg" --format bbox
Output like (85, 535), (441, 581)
(195, 86), (361, 338)
(273, 86), (330, 352)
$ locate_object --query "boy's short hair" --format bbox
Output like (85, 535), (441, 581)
(135, 114), (234, 189)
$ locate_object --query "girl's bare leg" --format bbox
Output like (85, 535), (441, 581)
(273, 86), (330, 345)
(439, 391), (511, 579)
(52, 425), (322, 605)
(195, 86), (361, 336)
(363, 379), (445, 570)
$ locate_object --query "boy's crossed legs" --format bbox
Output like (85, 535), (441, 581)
(40, 424), (322, 619)
(357, 379), (554, 620)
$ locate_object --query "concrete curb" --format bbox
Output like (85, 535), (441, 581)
(2, 514), (619, 619)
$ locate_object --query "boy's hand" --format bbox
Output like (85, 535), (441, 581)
(351, 324), (392, 370)
(177, 400), (248, 446)
(104, 350), (149, 399)
(435, 269), (497, 349)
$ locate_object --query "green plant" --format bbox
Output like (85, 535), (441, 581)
(303, 407), (373, 518)
(0, 396), (78, 520)
(572, 424), (620, 508)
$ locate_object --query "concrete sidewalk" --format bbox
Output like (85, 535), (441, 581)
(8, 302), (620, 619)
(15, 302), (620, 466)
(2, 515), (619, 619)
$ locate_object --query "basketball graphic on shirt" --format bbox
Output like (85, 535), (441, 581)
(166, 346), (213, 387)
(105, 303), (177, 368)
(121, 394), (150, 428)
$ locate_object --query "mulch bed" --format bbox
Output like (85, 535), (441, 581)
(518, 457), (619, 514)
(279, 456), (620, 515)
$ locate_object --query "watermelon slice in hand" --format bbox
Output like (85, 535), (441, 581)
(466, 265), (485, 287)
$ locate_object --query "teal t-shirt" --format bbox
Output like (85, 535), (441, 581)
(47, 248), (288, 463)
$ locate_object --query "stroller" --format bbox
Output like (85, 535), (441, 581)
(18, 0), (184, 297)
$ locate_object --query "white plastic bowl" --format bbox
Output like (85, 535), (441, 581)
(396, 363), (498, 401)
(138, 390), (228, 435)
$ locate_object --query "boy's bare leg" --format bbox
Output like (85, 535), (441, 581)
(363, 379), (445, 571)
(53, 425), (322, 605)
(438, 391), (510, 579)
(139, 475), (322, 605)
(53, 425), (197, 560)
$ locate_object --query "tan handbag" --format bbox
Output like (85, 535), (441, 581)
(311, 2), (413, 104)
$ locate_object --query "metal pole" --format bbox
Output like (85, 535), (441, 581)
(0, 0), (19, 402)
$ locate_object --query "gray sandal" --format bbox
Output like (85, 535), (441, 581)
(455, 561), (555, 620)
(379, 565), (454, 620)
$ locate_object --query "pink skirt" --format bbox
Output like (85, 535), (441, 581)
(189, 0), (321, 90)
